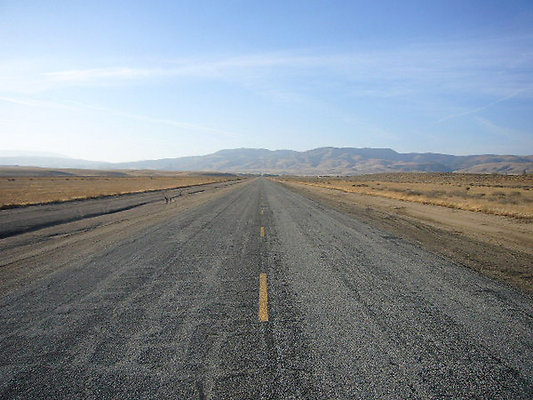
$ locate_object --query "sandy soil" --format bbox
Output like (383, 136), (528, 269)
(280, 180), (533, 294)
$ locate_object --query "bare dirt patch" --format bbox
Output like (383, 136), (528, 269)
(280, 173), (533, 219)
(278, 179), (533, 294)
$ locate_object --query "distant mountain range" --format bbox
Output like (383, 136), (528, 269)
(1, 147), (532, 175)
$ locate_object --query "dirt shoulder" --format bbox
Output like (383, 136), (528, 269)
(279, 180), (533, 294)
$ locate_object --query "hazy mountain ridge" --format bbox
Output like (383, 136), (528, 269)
(1, 148), (532, 175)
(0, 156), (112, 170)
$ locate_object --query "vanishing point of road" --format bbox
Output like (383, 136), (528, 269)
(1, 178), (531, 399)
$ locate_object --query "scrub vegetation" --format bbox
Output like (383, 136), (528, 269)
(278, 173), (533, 219)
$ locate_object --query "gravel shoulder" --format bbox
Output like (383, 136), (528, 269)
(279, 180), (533, 294)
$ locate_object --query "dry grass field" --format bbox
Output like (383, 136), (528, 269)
(0, 168), (240, 208)
(279, 173), (533, 219)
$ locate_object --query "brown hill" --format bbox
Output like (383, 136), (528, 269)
(2, 148), (532, 175)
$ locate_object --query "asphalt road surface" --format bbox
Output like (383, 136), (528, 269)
(1, 178), (531, 399)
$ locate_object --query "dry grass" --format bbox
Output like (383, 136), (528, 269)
(278, 173), (533, 219)
(0, 174), (240, 208)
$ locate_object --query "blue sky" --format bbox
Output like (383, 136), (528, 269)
(1, 0), (532, 161)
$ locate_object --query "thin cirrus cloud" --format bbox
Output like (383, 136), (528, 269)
(473, 116), (527, 140)
(1, 36), (531, 143)
(31, 36), (533, 98)
(0, 95), (241, 140)
(43, 67), (156, 82)
(436, 89), (528, 124)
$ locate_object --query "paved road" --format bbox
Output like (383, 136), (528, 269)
(1, 178), (531, 399)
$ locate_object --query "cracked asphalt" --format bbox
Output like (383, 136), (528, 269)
(1, 178), (531, 399)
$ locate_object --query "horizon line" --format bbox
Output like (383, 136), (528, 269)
(1, 145), (532, 165)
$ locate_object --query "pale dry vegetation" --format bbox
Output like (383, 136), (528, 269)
(279, 173), (533, 219)
(0, 172), (240, 208)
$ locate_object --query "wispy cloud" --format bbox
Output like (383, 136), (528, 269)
(1, 35), (530, 99)
(436, 89), (526, 123)
(43, 67), (158, 82)
(40, 54), (317, 83)
(473, 116), (525, 140)
(0, 96), (241, 139)
(0, 95), (76, 110)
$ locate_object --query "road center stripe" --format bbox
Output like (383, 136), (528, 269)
(258, 273), (269, 322)
(260, 226), (265, 237)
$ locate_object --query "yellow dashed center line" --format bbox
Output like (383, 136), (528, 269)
(258, 273), (269, 322)
(260, 226), (265, 237)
